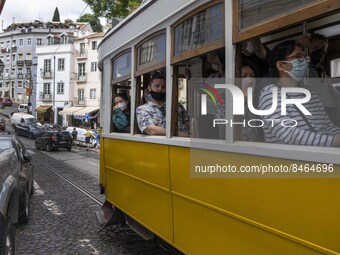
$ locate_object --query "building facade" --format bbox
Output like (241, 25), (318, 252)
(0, 20), (93, 118)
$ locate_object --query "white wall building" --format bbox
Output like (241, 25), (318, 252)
(71, 33), (104, 127)
(35, 21), (94, 125)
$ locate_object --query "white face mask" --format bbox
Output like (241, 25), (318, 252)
(117, 102), (127, 110)
(212, 64), (219, 72)
(282, 58), (309, 81)
(242, 77), (256, 90)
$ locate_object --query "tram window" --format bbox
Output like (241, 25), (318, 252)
(135, 71), (169, 136)
(111, 80), (131, 133)
(172, 48), (225, 139)
(111, 51), (132, 133)
(243, 18), (340, 147)
(239, 0), (318, 29)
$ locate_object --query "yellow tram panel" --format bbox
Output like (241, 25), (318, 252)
(103, 139), (173, 242)
(169, 146), (340, 254)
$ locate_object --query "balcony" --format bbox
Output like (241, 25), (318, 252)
(11, 46), (17, 52)
(17, 60), (24, 66)
(76, 73), (87, 83)
(73, 97), (87, 106)
(39, 92), (53, 101)
(41, 71), (52, 79)
(25, 73), (31, 78)
(24, 60), (32, 66)
(17, 73), (23, 79)
(77, 50), (87, 59)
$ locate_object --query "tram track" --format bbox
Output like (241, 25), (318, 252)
(38, 161), (103, 206)
(37, 161), (180, 255)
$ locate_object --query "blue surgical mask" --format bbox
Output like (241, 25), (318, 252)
(283, 58), (309, 81)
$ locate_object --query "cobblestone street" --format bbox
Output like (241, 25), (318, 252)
(16, 151), (168, 255)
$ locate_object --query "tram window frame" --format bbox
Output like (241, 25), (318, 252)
(134, 30), (167, 135)
(170, 1), (227, 139)
(171, 0), (225, 65)
(135, 30), (166, 77)
(233, 0), (340, 43)
(111, 50), (132, 133)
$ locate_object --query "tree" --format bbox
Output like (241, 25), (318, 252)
(52, 7), (60, 22)
(77, 13), (103, 32)
(82, 0), (143, 19)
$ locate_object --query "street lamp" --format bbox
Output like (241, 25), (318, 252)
(0, 60), (3, 102)
(0, 59), (4, 72)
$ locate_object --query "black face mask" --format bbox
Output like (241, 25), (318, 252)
(150, 90), (166, 101)
(310, 49), (326, 66)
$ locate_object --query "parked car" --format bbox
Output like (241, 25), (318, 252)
(35, 131), (72, 152)
(18, 104), (29, 113)
(0, 97), (3, 103)
(15, 123), (44, 139)
(66, 127), (98, 148)
(0, 118), (5, 131)
(42, 123), (62, 131)
(11, 112), (41, 128)
(2, 98), (12, 106)
(0, 134), (34, 253)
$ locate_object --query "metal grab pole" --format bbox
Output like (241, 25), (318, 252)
(303, 22), (310, 89)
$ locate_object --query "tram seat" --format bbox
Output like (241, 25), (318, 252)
(191, 115), (220, 139)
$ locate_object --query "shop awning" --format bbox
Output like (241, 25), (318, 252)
(35, 105), (52, 113)
(73, 106), (100, 117)
(59, 106), (85, 115)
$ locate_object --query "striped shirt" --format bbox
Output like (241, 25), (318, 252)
(259, 84), (340, 147)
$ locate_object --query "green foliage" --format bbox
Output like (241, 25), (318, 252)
(77, 13), (103, 32)
(52, 7), (60, 22)
(82, 0), (143, 19)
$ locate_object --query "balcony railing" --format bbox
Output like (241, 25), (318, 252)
(41, 71), (52, 79)
(25, 73), (31, 78)
(17, 73), (23, 79)
(72, 97), (87, 106)
(76, 73), (87, 82)
(77, 50), (87, 59)
(17, 60), (24, 66)
(24, 60), (32, 66)
(39, 92), (53, 101)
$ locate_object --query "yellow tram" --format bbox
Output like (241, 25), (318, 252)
(98, 1), (340, 254)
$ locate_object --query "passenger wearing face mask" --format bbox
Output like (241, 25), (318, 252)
(241, 63), (264, 142)
(136, 73), (189, 137)
(112, 93), (130, 132)
(306, 33), (340, 126)
(259, 40), (340, 147)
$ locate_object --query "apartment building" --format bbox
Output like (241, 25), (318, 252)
(0, 20), (92, 119)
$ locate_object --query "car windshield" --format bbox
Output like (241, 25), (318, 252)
(0, 140), (12, 153)
(26, 118), (38, 125)
(31, 123), (42, 129)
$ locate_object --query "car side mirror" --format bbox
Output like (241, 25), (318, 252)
(23, 154), (32, 162)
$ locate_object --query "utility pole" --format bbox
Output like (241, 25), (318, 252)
(53, 55), (56, 123)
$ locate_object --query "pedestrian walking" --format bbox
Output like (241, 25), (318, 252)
(84, 127), (95, 151)
(71, 128), (78, 148)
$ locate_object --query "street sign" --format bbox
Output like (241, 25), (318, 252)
(85, 113), (89, 119)
(27, 102), (32, 107)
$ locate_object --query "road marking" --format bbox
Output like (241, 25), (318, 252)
(33, 181), (45, 195)
(83, 160), (99, 167)
(43, 200), (64, 216)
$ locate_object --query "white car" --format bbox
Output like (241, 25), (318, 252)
(17, 104), (29, 112)
(66, 127), (98, 148)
